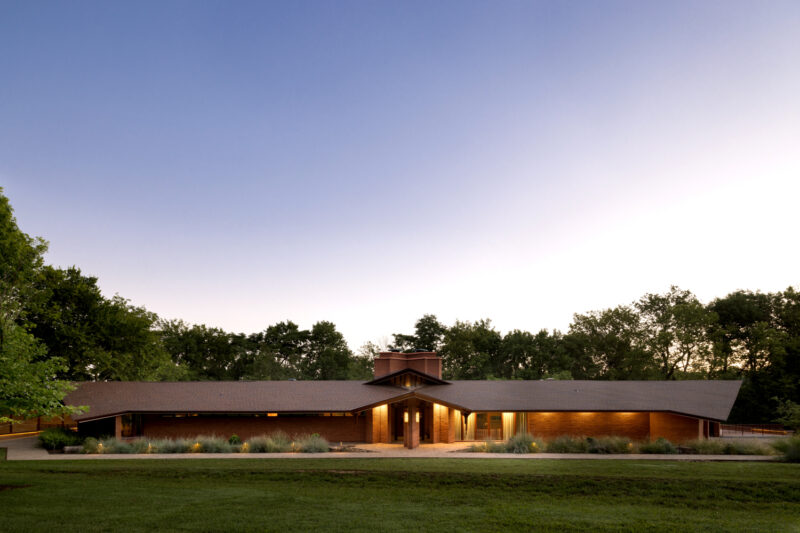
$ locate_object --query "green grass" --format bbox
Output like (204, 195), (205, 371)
(1, 458), (798, 532)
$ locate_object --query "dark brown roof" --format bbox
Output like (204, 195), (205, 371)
(417, 380), (743, 421)
(364, 368), (449, 386)
(66, 379), (742, 422)
(66, 381), (406, 422)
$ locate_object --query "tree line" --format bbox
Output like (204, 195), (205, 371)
(1, 188), (797, 424)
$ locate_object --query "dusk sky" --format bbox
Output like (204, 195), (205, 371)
(2, 1), (798, 350)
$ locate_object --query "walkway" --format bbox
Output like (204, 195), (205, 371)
(1, 436), (777, 461)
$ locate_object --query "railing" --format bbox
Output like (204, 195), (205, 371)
(719, 424), (789, 436)
(474, 428), (503, 440)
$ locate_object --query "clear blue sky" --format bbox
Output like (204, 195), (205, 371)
(2, 0), (798, 349)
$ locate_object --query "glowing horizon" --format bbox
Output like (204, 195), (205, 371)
(2, 1), (798, 349)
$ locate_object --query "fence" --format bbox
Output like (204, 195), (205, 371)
(0, 416), (73, 436)
(719, 423), (789, 437)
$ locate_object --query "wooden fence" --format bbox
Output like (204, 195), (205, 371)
(0, 416), (74, 436)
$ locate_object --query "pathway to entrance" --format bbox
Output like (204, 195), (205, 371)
(1, 436), (778, 461)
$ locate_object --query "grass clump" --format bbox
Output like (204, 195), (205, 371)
(545, 435), (590, 453)
(194, 435), (233, 453)
(246, 431), (293, 453)
(150, 438), (193, 453)
(506, 433), (542, 454)
(779, 436), (800, 462)
(684, 439), (774, 456)
(38, 428), (82, 451)
(638, 437), (677, 454)
(587, 436), (632, 454)
(97, 437), (135, 454)
(228, 434), (241, 445)
(295, 433), (330, 453)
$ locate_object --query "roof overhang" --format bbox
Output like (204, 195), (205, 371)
(364, 368), (449, 386)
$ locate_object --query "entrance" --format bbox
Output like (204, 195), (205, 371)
(389, 400), (432, 443)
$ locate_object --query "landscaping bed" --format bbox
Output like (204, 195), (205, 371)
(466, 432), (798, 458)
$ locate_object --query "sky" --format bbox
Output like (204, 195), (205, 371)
(1, 0), (799, 350)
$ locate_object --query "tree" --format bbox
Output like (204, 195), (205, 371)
(439, 319), (502, 379)
(0, 188), (79, 420)
(0, 188), (48, 341)
(568, 306), (653, 380)
(237, 321), (309, 380)
(302, 321), (353, 380)
(636, 286), (714, 379)
(0, 321), (81, 422)
(159, 320), (241, 380)
(391, 314), (446, 352)
(500, 329), (574, 380)
(27, 267), (182, 381)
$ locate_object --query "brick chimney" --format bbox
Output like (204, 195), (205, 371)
(373, 350), (442, 379)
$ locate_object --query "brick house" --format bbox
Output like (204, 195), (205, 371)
(65, 351), (741, 448)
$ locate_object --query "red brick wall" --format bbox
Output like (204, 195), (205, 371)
(374, 352), (441, 378)
(650, 412), (701, 443)
(527, 412), (650, 441)
(141, 415), (367, 442)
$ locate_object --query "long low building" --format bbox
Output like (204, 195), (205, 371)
(65, 351), (742, 448)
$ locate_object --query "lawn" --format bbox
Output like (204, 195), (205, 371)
(1, 456), (798, 532)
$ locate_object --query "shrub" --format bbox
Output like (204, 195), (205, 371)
(683, 438), (724, 455)
(228, 434), (242, 445)
(246, 431), (293, 453)
(82, 437), (99, 454)
(295, 433), (330, 453)
(194, 435), (233, 453)
(638, 437), (677, 454)
(97, 437), (134, 454)
(38, 428), (82, 451)
(149, 438), (193, 453)
(506, 433), (542, 454)
(722, 440), (774, 456)
(128, 439), (151, 454)
(546, 435), (590, 453)
(781, 436), (800, 463)
(683, 438), (773, 455)
(587, 436), (632, 454)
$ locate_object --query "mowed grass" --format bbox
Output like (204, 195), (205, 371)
(1, 457), (799, 532)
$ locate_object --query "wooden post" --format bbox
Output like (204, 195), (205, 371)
(407, 399), (420, 449)
(115, 416), (123, 440)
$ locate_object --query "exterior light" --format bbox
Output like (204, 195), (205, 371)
(404, 411), (408, 423)
(267, 413), (278, 417)
(415, 412), (420, 423)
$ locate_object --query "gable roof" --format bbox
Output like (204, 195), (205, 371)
(364, 367), (449, 386)
(66, 379), (742, 423)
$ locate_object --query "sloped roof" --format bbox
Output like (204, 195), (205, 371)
(418, 380), (743, 421)
(66, 379), (742, 422)
(66, 381), (406, 422)
(364, 367), (449, 386)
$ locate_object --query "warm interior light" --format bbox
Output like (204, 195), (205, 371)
(267, 413), (278, 417)
(404, 411), (408, 423)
